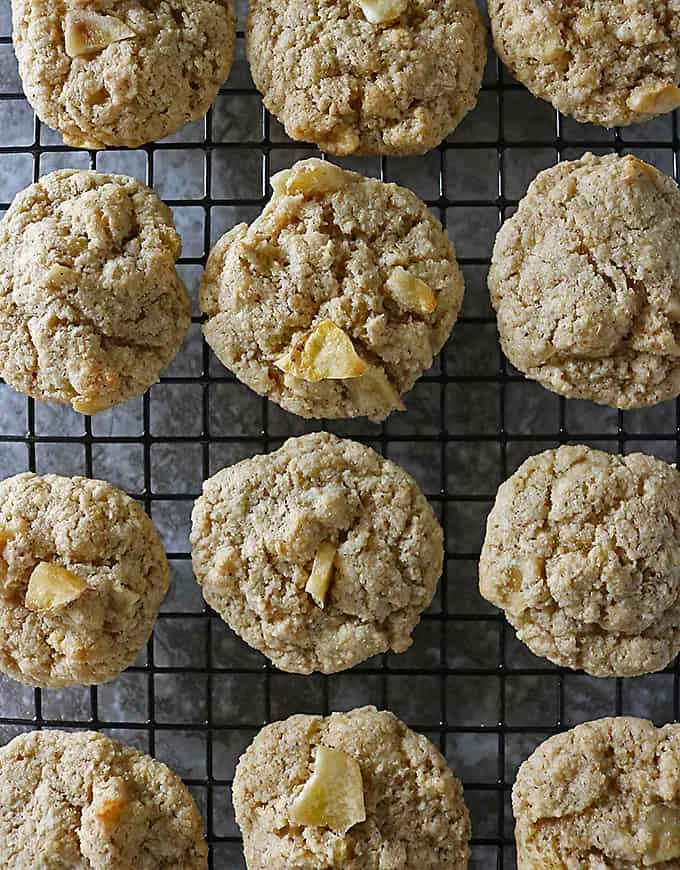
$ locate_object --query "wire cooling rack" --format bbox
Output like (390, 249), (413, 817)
(1, 2), (680, 868)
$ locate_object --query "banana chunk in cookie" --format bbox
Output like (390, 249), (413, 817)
(25, 562), (88, 611)
(290, 746), (366, 834)
(64, 10), (136, 58)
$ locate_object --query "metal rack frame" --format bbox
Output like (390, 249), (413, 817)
(1, 7), (679, 868)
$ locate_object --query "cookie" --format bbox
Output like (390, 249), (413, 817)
(0, 168), (191, 414)
(12, 0), (235, 149)
(0, 729), (208, 869)
(190, 432), (443, 674)
(0, 472), (169, 688)
(513, 717), (680, 869)
(247, 0), (486, 156)
(489, 1), (680, 128)
(479, 445), (680, 677)
(233, 706), (470, 869)
(201, 158), (464, 421)
(489, 153), (680, 409)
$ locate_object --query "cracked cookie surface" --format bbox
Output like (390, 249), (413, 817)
(233, 706), (470, 869)
(200, 159), (464, 422)
(0, 729), (207, 869)
(479, 445), (680, 677)
(12, 0), (235, 149)
(0, 472), (169, 687)
(489, 153), (680, 409)
(0, 169), (191, 413)
(513, 717), (680, 869)
(190, 432), (443, 674)
(246, 0), (486, 155)
(489, 0), (680, 128)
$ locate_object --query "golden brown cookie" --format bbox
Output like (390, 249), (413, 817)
(0, 730), (208, 868)
(0, 169), (191, 414)
(190, 432), (443, 674)
(201, 159), (464, 422)
(489, 0), (680, 128)
(0, 472), (169, 687)
(12, 0), (236, 149)
(246, 0), (486, 155)
(489, 153), (680, 409)
(513, 717), (680, 869)
(233, 706), (470, 869)
(480, 445), (680, 677)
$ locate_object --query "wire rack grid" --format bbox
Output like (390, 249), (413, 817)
(1, 1), (680, 868)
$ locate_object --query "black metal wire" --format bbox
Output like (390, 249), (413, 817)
(1, 20), (680, 870)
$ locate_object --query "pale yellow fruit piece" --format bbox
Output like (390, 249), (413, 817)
(305, 542), (337, 608)
(71, 396), (112, 415)
(274, 320), (366, 382)
(47, 265), (79, 287)
(271, 160), (346, 197)
(325, 127), (361, 155)
(516, 556), (543, 584)
(354, 0), (408, 25)
(524, 28), (568, 63)
(643, 805), (680, 865)
(25, 562), (88, 611)
(628, 82), (680, 116)
(508, 556), (544, 607)
(289, 746), (366, 834)
(65, 10), (136, 58)
(574, 12), (601, 37)
(386, 267), (437, 315)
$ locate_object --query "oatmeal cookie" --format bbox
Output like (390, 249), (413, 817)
(246, 0), (486, 155)
(0, 471), (169, 687)
(489, 0), (680, 128)
(489, 153), (680, 409)
(0, 168), (191, 413)
(190, 432), (443, 674)
(513, 717), (680, 869)
(479, 444), (680, 677)
(12, 0), (235, 148)
(233, 706), (470, 869)
(0, 729), (207, 869)
(201, 158), (464, 422)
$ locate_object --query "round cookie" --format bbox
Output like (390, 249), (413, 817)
(233, 706), (470, 869)
(0, 168), (191, 413)
(0, 472), (169, 688)
(489, 153), (680, 409)
(479, 445), (680, 677)
(190, 432), (443, 673)
(513, 717), (680, 869)
(0, 729), (208, 869)
(201, 158), (464, 421)
(246, 0), (486, 156)
(12, 0), (235, 149)
(489, 1), (680, 128)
